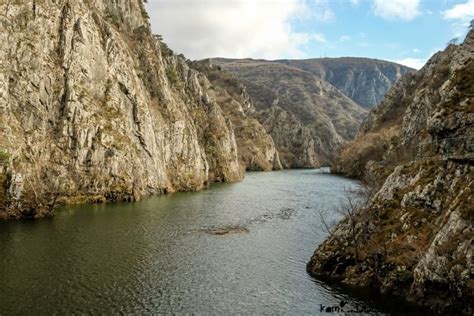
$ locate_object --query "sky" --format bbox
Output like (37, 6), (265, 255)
(145, 0), (474, 69)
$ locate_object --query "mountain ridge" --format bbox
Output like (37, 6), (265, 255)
(211, 57), (369, 164)
(212, 57), (414, 108)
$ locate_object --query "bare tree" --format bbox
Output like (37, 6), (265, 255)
(447, 37), (459, 46)
(22, 169), (62, 218)
(317, 208), (339, 242)
(336, 190), (363, 260)
(316, 176), (380, 261)
(334, 181), (377, 260)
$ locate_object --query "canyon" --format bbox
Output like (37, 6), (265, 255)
(0, 0), (404, 219)
(1, 1), (472, 314)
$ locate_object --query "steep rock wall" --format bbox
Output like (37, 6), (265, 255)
(279, 58), (414, 108)
(308, 30), (474, 315)
(255, 107), (318, 168)
(191, 61), (282, 171)
(0, 0), (245, 219)
(227, 78), (319, 168)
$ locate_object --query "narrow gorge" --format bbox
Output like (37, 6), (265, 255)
(1, 0), (472, 315)
(0, 0), (402, 219)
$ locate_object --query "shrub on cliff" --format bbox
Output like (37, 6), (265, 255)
(0, 150), (10, 167)
(335, 126), (398, 178)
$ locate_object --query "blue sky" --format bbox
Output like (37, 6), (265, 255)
(146, 0), (474, 69)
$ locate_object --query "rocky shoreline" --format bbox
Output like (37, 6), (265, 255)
(307, 29), (474, 315)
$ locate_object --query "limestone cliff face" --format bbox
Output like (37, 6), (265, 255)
(226, 78), (319, 168)
(308, 30), (473, 314)
(278, 58), (414, 108)
(190, 61), (282, 171)
(212, 59), (368, 164)
(0, 0), (263, 219)
(193, 60), (314, 169)
(255, 107), (318, 168)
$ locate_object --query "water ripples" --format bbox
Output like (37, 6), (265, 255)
(0, 170), (387, 314)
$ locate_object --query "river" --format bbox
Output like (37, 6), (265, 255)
(0, 170), (391, 314)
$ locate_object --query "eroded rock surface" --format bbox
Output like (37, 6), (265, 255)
(191, 61), (282, 171)
(308, 30), (474, 315)
(278, 58), (414, 108)
(212, 58), (368, 164)
(0, 0), (276, 219)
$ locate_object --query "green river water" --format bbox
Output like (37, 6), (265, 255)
(0, 170), (405, 314)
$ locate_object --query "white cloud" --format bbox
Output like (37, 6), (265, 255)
(315, 9), (335, 22)
(393, 57), (426, 70)
(350, 0), (359, 6)
(339, 35), (351, 42)
(311, 33), (327, 43)
(313, 0), (336, 22)
(145, 0), (317, 60)
(372, 0), (421, 21)
(412, 48), (421, 53)
(442, 0), (474, 38)
(442, 0), (474, 21)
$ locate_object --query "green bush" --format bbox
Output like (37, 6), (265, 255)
(166, 68), (180, 86)
(395, 269), (414, 283)
(160, 42), (174, 57)
(0, 150), (10, 167)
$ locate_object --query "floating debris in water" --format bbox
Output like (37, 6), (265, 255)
(199, 207), (296, 236)
(200, 226), (249, 235)
(247, 207), (296, 224)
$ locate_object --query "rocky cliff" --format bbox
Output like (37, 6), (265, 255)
(212, 59), (368, 164)
(0, 0), (277, 219)
(190, 61), (282, 171)
(255, 107), (318, 168)
(308, 30), (473, 314)
(278, 58), (414, 108)
(195, 61), (317, 168)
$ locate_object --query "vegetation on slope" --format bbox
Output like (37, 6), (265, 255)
(308, 30), (474, 315)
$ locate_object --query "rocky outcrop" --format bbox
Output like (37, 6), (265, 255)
(278, 58), (414, 108)
(0, 0), (277, 219)
(228, 78), (319, 168)
(190, 61), (282, 171)
(193, 60), (315, 168)
(255, 107), (318, 168)
(308, 30), (474, 315)
(334, 35), (466, 179)
(212, 59), (368, 164)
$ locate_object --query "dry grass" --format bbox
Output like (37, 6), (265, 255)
(336, 126), (399, 178)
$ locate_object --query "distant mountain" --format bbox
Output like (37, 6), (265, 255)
(277, 58), (414, 108)
(214, 57), (414, 109)
(211, 58), (368, 164)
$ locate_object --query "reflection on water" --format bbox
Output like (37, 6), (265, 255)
(0, 170), (387, 314)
